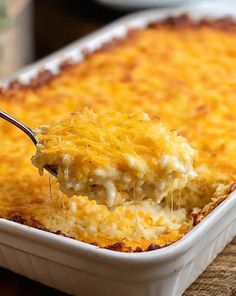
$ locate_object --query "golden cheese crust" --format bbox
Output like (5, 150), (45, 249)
(32, 109), (195, 208)
(0, 15), (236, 252)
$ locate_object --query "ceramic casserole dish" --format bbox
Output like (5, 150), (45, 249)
(1, 1), (236, 295)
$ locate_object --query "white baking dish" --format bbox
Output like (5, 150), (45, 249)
(94, 0), (194, 10)
(1, 1), (236, 295)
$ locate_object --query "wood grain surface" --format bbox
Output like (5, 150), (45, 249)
(0, 238), (235, 296)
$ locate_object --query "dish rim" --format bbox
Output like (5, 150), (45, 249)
(0, 191), (235, 264)
(3, 4), (235, 84)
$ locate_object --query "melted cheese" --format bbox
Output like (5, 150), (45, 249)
(32, 110), (196, 208)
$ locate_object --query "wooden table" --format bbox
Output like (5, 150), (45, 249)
(1, 1), (235, 294)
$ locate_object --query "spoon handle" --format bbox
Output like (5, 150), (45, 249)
(0, 110), (37, 145)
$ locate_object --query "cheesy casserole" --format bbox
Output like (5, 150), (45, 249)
(0, 15), (235, 252)
(32, 110), (196, 208)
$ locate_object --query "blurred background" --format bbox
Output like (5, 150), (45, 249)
(0, 0), (200, 78)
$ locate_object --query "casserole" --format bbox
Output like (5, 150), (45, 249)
(32, 110), (196, 208)
(0, 1), (236, 295)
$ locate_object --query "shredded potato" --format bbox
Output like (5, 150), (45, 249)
(32, 110), (196, 208)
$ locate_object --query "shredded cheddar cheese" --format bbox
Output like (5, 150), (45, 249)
(32, 110), (196, 208)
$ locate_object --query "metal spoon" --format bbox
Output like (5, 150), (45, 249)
(0, 110), (57, 177)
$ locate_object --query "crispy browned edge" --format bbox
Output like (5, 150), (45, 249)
(1, 14), (236, 252)
(4, 14), (236, 92)
(6, 183), (236, 252)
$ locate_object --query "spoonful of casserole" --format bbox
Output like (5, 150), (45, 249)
(32, 109), (197, 208)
